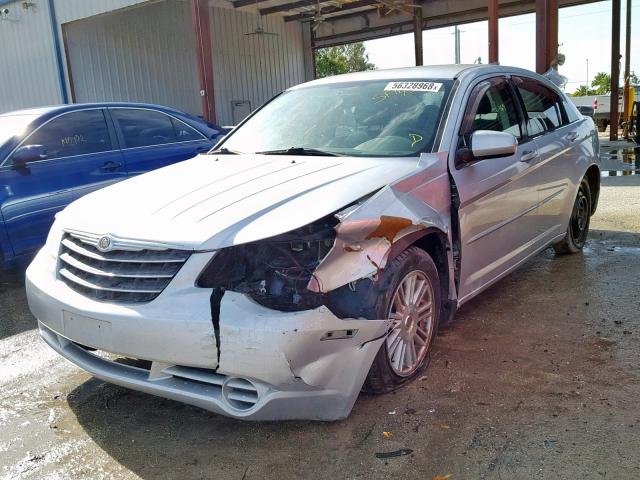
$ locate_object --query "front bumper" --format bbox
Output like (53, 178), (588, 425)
(27, 249), (390, 421)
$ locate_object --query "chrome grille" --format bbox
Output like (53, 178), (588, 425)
(58, 232), (190, 303)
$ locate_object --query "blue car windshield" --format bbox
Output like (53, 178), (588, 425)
(220, 79), (453, 157)
(0, 114), (38, 146)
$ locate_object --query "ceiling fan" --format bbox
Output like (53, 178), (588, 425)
(244, 25), (279, 36)
(245, 0), (279, 36)
(311, 0), (329, 31)
(376, 0), (420, 17)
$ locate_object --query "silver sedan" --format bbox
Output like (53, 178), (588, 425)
(26, 64), (600, 420)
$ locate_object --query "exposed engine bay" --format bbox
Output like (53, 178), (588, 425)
(197, 214), (339, 311)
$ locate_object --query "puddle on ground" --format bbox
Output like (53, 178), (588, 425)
(601, 170), (638, 176)
(600, 146), (640, 176)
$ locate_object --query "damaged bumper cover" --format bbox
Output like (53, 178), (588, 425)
(27, 250), (390, 421)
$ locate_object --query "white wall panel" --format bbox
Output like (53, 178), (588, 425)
(1, 0), (306, 121)
(210, 6), (305, 125)
(0, 0), (61, 113)
(64, 0), (201, 115)
(54, 0), (150, 23)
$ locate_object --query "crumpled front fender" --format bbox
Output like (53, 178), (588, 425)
(309, 152), (452, 293)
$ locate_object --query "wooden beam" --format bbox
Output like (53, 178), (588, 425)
(488, 0), (498, 63)
(414, 6), (423, 66)
(610, 0), (621, 140)
(191, 0), (216, 122)
(284, 0), (377, 22)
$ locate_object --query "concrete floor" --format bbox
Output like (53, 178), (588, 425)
(1, 146), (639, 479)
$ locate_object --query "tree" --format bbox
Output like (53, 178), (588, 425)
(629, 71), (639, 86)
(573, 85), (595, 96)
(591, 72), (611, 95)
(315, 43), (375, 78)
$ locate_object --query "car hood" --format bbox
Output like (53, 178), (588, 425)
(60, 154), (421, 250)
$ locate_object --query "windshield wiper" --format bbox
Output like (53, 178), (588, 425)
(256, 147), (340, 157)
(210, 147), (240, 154)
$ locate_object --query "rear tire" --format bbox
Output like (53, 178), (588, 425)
(363, 247), (441, 394)
(553, 177), (591, 255)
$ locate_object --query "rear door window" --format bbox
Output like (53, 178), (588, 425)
(19, 109), (112, 160)
(563, 99), (582, 123)
(111, 109), (179, 148)
(171, 118), (205, 142)
(512, 76), (567, 136)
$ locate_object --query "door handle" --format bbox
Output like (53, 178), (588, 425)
(100, 161), (123, 172)
(520, 150), (539, 162)
(567, 132), (579, 142)
(195, 146), (210, 153)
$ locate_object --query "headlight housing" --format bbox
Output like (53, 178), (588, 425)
(44, 217), (64, 260)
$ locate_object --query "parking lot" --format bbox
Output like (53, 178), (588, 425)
(1, 144), (639, 480)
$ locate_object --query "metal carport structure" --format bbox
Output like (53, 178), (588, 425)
(228, 0), (633, 140)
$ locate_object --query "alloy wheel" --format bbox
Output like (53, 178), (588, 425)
(385, 270), (435, 377)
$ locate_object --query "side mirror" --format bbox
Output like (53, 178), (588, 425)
(470, 130), (517, 159)
(12, 145), (48, 167)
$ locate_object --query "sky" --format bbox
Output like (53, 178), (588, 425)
(363, 0), (640, 94)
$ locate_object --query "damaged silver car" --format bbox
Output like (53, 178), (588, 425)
(26, 65), (600, 420)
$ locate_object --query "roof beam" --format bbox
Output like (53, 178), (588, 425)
(284, 0), (377, 22)
(314, 20), (414, 45)
(233, 0), (272, 8)
(296, 6), (403, 24)
(260, 0), (317, 16)
(311, 0), (602, 49)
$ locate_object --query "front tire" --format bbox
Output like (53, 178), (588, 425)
(553, 177), (591, 254)
(363, 247), (441, 394)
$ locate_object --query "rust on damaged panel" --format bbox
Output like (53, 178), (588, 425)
(365, 216), (413, 243)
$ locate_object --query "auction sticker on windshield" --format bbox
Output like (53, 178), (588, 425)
(384, 81), (442, 92)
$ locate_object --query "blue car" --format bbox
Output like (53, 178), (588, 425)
(0, 103), (228, 268)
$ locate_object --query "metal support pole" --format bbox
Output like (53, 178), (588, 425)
(191, 0), (216, 123)
(586, 58), (589, 87)
(414, 5), (423, 66)
(622, 0), (632, 136)
(488, 0), (499, 64)
(302, 22), (316, 81)
(311, 28), (318, 79)
(454, 26), (460, 64)
(610, 0), (621, 141)
(535, 0), (558, 73)
(46, 0), (69, 104)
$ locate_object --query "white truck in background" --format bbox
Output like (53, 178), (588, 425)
(569, 94), (618, 132)
(570, 89), (640, 133)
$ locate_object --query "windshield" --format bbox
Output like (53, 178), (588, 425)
(220, 79), (453, 157)
(0, 114), (38, 145)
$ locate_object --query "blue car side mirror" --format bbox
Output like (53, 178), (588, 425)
(12, 145), (48, 167)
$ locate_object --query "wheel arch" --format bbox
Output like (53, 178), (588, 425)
(585, 165), (600, 215)
(409, 231), (451, 304)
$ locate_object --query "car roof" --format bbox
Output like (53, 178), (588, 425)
(291, 64), (552, 89)
(1, 102), (194, 118)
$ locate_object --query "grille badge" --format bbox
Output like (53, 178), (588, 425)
(97, 235), (113, 252)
